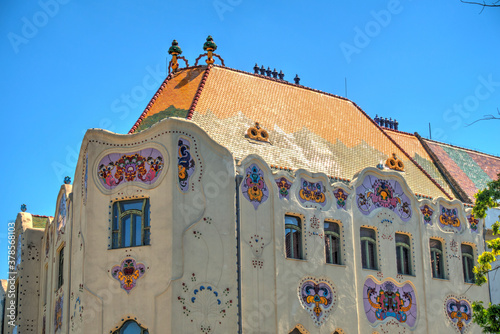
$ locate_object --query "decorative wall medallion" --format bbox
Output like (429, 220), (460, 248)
(275, 177), (292, 200)
(178, 273), (233, 334)
(356, 176), (412, 222)
(467, 214), (478, 233)
(333, 188), (348, 209)
(444, 296), (472, 333)
(439, 205), (461, 231)
(97, 148), (164, 189)
(420, 205), (434, 225)
(449, 239), (461, 261)
(298, 179), (326, 207)
(310, 215), (320, 229)
(363, 277), (417, 328)
(178, 138), (195, 192)
(111, 258), (146, 293)
(248, 235), (265, 257)
(242, 164), (269, 210)
(57, 193), (67, 234)
(298, 277), (337, 326)
(54, 294), (63, 332)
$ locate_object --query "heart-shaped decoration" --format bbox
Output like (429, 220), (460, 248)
(444, 295), (472, 333)
(298, 277), (337, 326)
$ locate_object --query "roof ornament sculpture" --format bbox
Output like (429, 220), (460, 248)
(64, 176), (71, 184)
(246, 122), (270, 142)
(21, 204), (27, 212)
(386, 153), (405, 171)
(168, 40), (189, 74)
(195, 35), (225, 66)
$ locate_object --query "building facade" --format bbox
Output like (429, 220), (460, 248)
(5, 40), (498, 334)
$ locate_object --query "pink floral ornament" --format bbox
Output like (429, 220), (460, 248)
(111, 258), (146, 293)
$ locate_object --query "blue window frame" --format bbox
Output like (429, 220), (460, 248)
(112, 199), (150, 249)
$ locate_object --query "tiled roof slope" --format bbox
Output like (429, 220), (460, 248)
(421, 139), (500, 203)
(189, 65), (451, 199)
(130, 67), (206, 133)
(383, 129), (455, 198)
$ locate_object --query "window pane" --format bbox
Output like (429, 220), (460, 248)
(144, 200), (150, 227)
(396, 233), (409, 245)
(325, 221), (339, 234)
(133, 215), (142, 246)
(429, 239), (442, 251)
(368, 242), (376, 269)
(112, 232), (119, 249)
(113, 202), (119, 230)
(120, 200), (144, 212)
(144, 229), (150, 246)
(121, 320), (142, 334)
(285, 215), (300, 228)
(122, 216), (131, 247)
(361, 240), (368, 268)
(360, 227), (375, 239)
(361, 228), (377, 269)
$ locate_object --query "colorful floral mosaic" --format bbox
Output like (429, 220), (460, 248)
(54, 294), (63, 332)
(356, 176), (412, 222)
(97, 148), (164, 189)
(178, 273), (233, 333)
(420, 205), (434, 225)
(298, 277), (337, 326)
(178, 138), (195, 192)
(298, 179), (326, 207)
(242, 164), (269, 210)
(111, 258), (146, 293)
(333, 188), (348, 209)
(363, 277), (417, 328)
(444, 296), (472, 333)
(275, 177), (292, 200)
(467, 214), (479, 233)
(57, 193), (67, 233)
(439, 205), (461, 231)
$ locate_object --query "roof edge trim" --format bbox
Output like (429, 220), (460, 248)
(187, 65), (212, 120)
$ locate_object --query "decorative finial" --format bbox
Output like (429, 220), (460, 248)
(294, 74), (300, 84)
(266, 67), (272, 77)
(21, 204), (27, 212)
(253, 63), (259, 74)
(272, 68), (278, 78)
(374, 114), (380, 125)
(278, 70), (285, 80)
(194, 36), (225, 66)
(168, 40), (183, 73)
(64, 176), (71, 184)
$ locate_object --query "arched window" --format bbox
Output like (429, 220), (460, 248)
(430, 239), (445, 279)
(285, 215), (302, 259)
(290, 329), (302, 334)
(325, 221), (341, 265)
(360, 227), (377, 270)
(112, 320), (149, 334)
(112, 199), (150, 249)
(395, 233), (412, 275)
(461, 244), (475, 283)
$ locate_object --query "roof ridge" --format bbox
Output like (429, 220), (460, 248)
(383, 127), (416, 137)
(415, 132), (472, 203)
(423, 136), (500, 160)
(32, 214), (52, 218)
(187, 65), (212, 120)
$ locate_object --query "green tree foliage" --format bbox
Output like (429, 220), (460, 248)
(471, 174), (500, 333)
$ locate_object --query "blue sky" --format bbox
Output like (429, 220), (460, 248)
(1, 0), (499, 278)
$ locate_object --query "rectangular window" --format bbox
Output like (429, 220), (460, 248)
(395, 233), (412, 275)
(43, 265), (48, 305)
(285, 215), (302, 259)
(430, 239), (445, 279)
(360, 227), (378, 270)
(58, 247), (64, 288)
(112, 198), (151, 249)
(325, 221), (341, 265)
(461, 244), (475, 283)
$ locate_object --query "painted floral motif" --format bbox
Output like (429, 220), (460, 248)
(363, 278), (417, 328)
(54, 294), (63, 332)
(275, 177), (292, 200)
(298, 179), (326, 207)
(242, 164), (269, 210)
(333, 188), (348, 209)
(97, 149), (164, 190)
(57, 193), (67, 236)
(298, 277), (336, 326)
(70, 297), (83, 331)
(111, 258), (146, 293)
(467, 214), (479, 233)
(439, 205), (461, 231)
(178, 138), (195, 192)
(178, 273), (233, 334)
(356, 176), (412, 222)
(444, 296), (472, 333)
(420, 205), (434, 225)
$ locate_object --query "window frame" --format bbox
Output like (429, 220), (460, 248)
(112, 320), (149, 334)
(57, 246), (64, 289)
(395, 233), (412, 276)
(111, 198), (151, 249)
(430, 238), (445, 279)
(360, 227), (378, 270)
(324, 220), (341, 265)
(461, 244), (475, 284)
(285, 215), (303, 260)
